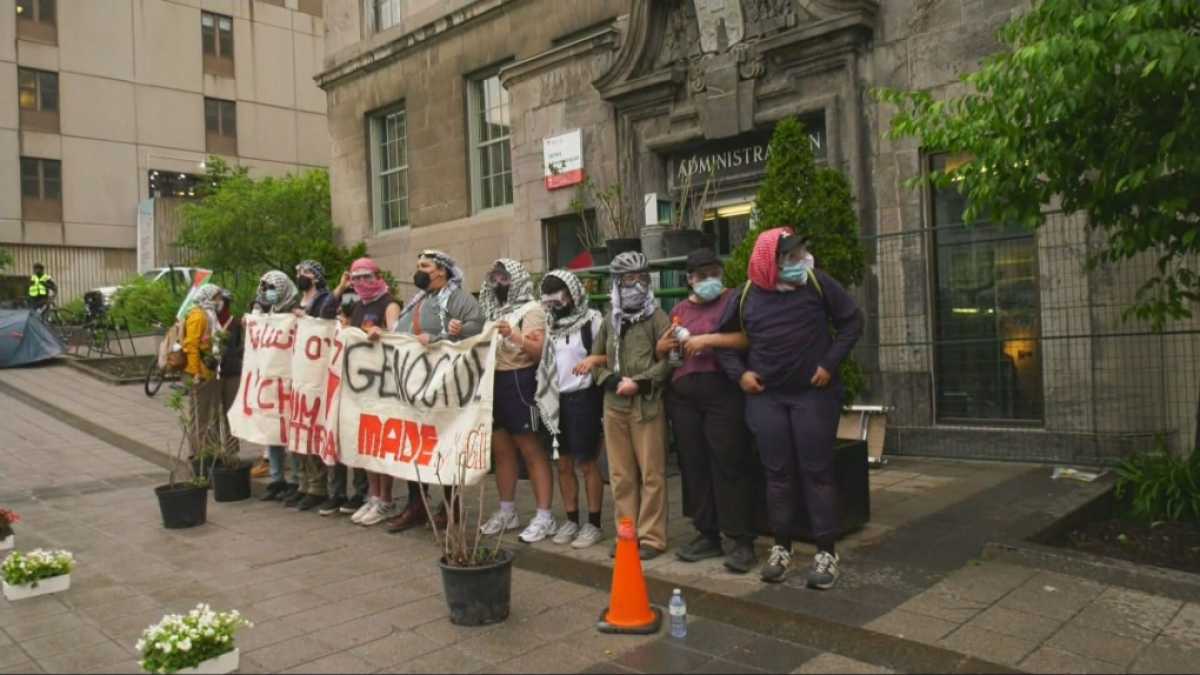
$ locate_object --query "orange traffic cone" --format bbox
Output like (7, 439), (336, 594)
(597, 517), (662, 634)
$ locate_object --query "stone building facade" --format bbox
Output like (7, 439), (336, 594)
(319, 0), (1199, 463)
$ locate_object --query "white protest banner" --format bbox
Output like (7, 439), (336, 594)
(227, 313), (298, 446)
(285, 317), (340, 464)
(336, 325), (497, 487)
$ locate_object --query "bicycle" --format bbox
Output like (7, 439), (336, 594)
(145, 357), (168, 397)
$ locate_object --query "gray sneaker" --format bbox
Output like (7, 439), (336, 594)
(760, 545), (792, 583)
(807, 551), (840, 590)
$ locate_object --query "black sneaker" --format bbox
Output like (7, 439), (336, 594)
(339, 494), (365, 515)
(259, 480), (287, 502)
(297, 494), (325, 511)
(760, 545), (792, 583)
(284, 490), (307, 508)
(724, 539), (757, 574)
(676, 533), (723, 562)
(638, 545), (663, 561)
(318, 496), (346, 516)
(806, 551), (841, 590)
(278, 483), (300, 503)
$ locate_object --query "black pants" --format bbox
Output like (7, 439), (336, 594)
(744, 381), (841, 547)
(666, 372), (755, 540)
(330, 463), (368, 499)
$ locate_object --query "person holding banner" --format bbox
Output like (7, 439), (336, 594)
(254, 271), (305, 504)
(476, 259), (557, 544)
(290, 260), (339, 512)
(331, 258), (403, 526)
(577, 251), (674, 560)
(181, 283), (225, 459)
(535, 270), (606, 549)
(385, 249), (484, 534)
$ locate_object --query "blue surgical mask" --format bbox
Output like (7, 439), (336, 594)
(692, 278), (725, 302)
(264, 289), (281, 305)
(779, 260), (812, 285)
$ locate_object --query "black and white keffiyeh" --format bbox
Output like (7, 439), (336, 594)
(535, 270), (600, 441)
(400, 249), (465, 335)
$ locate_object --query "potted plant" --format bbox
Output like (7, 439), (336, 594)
(136, 603), (252, 675)
(416, 460), (513, 627)
(581, 177), (641, 260)
(663, 168), (716, 257)
(156, 383), (211, 529)
(2, 549), (74, 601)
(569, 184), (608, 267)
(0, 508), (18, 551)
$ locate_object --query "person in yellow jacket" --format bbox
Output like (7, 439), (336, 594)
(27, 263), (57, 311)
(181, 284), (224, 459)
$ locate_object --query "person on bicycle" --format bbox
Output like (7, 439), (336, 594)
(28, 263), (57, 311)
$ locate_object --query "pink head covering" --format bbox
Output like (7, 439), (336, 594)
(748, 227), (792, 290)
(349, 257), (389, 303)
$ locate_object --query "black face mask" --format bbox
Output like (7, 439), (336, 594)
(494, 285), (509, 305)
(552, 306), (572, 320)
(296, 276), (313, 291)
(413, 271), (432, 290)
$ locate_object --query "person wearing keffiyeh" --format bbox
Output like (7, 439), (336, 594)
(578, 251), (674, 559)
(181, 284), (225, 459)
(254, 270), (305, 504)
(533, 269), (606, 549)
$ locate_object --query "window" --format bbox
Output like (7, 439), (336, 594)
(373, 0), (401, 31)
(201, 12), (234, 77)
(468, 73), (513, 212)
(148, 170), (203, 199)
(20, 157), (62, 222)
(931, 153), (1044, 423)
(17, 67), (59, 133)
(15, 0), (56, 43)
(370, 106), (409, 230)
(702, 202), (755, 256)
(204, 98), (237, 155)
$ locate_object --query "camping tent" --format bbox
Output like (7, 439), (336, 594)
(0, 309), (64, 368)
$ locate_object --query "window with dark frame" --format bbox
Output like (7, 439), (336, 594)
(370, 105), (409, 231)
(17, 67), (59, 132)
(20, 157), (62, 222)
(204, 98), (237, 155)
(930, 153), (1044, 424)
(201, 11), (234, 77)
(15, 0), (56, 43)
(468, 72), (513, 212)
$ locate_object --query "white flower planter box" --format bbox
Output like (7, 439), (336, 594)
(174, 648), (239, 675)
(0, 535), (12, 551)
(2, 573), (70, 601)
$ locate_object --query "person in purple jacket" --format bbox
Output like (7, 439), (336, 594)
(717, 227), (863, 588)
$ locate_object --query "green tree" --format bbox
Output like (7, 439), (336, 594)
(0, 247), (12, 272)
(723, 116), (868, 404)
(877, 0), (1200, 329)
(177, 157), (365, 282)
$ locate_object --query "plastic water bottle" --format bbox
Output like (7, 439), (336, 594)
(669, 588), (687, 638)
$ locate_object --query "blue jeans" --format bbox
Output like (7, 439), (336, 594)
(268, 445), (301, 484)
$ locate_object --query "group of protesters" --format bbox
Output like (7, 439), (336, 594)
(177, 226), (862, 588)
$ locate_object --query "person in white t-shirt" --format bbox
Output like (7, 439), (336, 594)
(533, 270), (606, 549)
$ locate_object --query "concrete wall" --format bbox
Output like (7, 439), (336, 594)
(0, 0), (330, 299)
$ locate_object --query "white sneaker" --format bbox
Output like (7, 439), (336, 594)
(552, 520), (580, 545)
(571, 523), (604, 549)
(359, 500), (396, 527)
(518, 515), (557, 544)
(479, 510), (521, 536)
(350, 497), (378, 524)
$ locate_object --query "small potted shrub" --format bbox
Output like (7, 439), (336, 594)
(2, 549), (74, 601)
(662, 168), (716, 257)
(417, 461), (513, 627)
(156, 383), (211, 529)
(0, 508), (18, 551)
(137, 604), (252, 675)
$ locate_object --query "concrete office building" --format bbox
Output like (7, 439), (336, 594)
(1, 0), (329, 301)
(318, 0), (1199, 462)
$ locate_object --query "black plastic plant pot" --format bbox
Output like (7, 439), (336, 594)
(605, 238), (642, 260)
(589, 246), (610, 267)
(155, 483), (209, 529)
(212, 462), (252, 502)
(662, 230), (714, 258)
(438, 548), (514, 627)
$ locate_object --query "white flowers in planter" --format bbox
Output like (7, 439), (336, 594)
(1, 549), (74, 600)
(137, 604), (252, 674)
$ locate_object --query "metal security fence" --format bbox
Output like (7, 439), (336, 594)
(855, 217), (1200, 464)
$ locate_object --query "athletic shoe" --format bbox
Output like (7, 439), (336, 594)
(676, 533), (723, 562)
(479, 510), (520, 536)
(571, 523), (604, 549)
(359, 500), (397, 527)
(284, 491), (307, 508)
(350, 497), (378, 524)
(340, 494), (365, 515)
(761, 545), (792, 583)
(552, 520), (580, 545)
(518, 515), (557, 544)
(297, 494), (325, 512)
(807, 551), (841, 590)
(278, 483), (300, 503)
(638, 544), (662, 561)
(724, 539), (757, 574)
(259, 480), (287, 502)
(317, 496), (346, 516)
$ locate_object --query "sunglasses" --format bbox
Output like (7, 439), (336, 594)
(618, 273), (647, 288)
